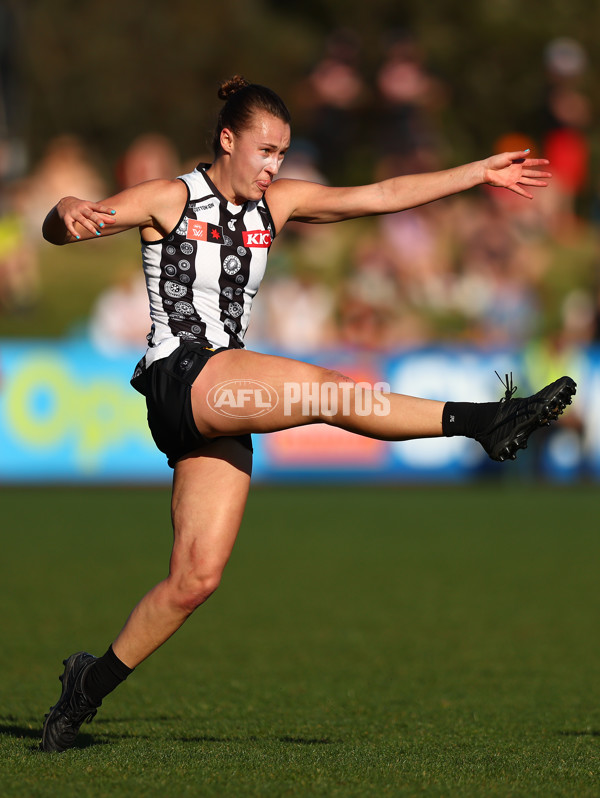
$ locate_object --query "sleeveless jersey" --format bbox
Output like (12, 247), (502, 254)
(140, 165), (275, 366)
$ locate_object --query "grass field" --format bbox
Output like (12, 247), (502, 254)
(1, 483), (599, 797)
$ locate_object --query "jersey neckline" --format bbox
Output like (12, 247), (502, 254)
(196, 163), (253, 216)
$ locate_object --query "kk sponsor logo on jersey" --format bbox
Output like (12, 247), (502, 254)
(186, 219), (223, 243)
(242, 230), (271, 248)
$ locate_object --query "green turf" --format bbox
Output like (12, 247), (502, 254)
(1, 483), (599, 797)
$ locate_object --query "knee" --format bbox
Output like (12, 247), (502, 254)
(317, 370), (355, 420)
(322, 369), (354, 386)
(168, 569), (222, 615)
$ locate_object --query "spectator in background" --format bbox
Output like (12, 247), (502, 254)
(19, 135), (108, 244)
(247, 142), (339, 351)
(88, 267), (151, 356)
(338, 233), (431, 350)
(0, 134), (105, 316)
(87, 133), (181, 353)
(250, 269), (337, 353)
(540, 37), (591, 233)
(373, 31), (447, 181)
(520, 289), (592, 474)
(375, 148), (455, 334)
(0, 209), (39, 314)
(452, 193), (541, 347)
(117, 133), (181, 189)
(0, 175), (40, 313)
(294, 28), (368, 183)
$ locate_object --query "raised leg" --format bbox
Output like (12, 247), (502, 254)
(190, 349), (445, 442)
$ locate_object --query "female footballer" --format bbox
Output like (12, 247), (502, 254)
(40, 76), (575, 752)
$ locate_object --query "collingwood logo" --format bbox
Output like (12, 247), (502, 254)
(223, 255), (241, 275)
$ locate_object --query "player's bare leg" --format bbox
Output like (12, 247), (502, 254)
(112, 436), (252, 668)
(41, 437), (251, 752)
(191, 349), (445, 441)
(190, 350), (576, 462)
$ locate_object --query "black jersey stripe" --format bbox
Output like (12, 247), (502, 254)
(142, 166), (271, 357)
(216, 204), (251, 349)
(260, 194), (277, 238)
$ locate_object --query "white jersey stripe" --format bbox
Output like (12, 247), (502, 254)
(139, 165), (273, 367)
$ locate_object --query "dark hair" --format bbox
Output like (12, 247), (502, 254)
(212, 75), (291, 157)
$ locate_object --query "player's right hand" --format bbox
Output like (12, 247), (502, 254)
(56, 196), (117, 240)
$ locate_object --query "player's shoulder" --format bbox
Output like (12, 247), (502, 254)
(155, 177), (189, 196)
(131, 178), (188, 214)
(128, 177), (187, 198)
(268, 177), (333, 201)
(266, 177), (336, 227)
(266, 177), (324, 216)
(267, 177), (318, 196)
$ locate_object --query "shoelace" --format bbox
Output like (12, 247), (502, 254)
(60, 697), (97, 734)
(495, 371), (518, 402)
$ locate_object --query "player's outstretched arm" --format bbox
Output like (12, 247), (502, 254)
(42, 178), (188, 245)
(267, 150), (551, 228)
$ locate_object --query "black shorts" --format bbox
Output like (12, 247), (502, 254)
(130, 341), (253, 468)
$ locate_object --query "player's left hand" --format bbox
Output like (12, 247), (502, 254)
(482, 150), (552, 199)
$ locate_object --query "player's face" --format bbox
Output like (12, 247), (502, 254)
(226, 113), (291, 203)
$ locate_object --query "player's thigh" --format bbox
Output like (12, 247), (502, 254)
(190, 348), (353, 435)
(169, 435), (252, 584)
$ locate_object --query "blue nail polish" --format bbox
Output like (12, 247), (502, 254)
(99, 222), (104, 228)
(96, 230), (101, 236)
(524, 148), (530, 154)
(110, 209), (116, 215)
(76, 235), (80, 240)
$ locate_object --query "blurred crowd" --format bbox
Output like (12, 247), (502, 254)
(0, 31), (599, 361)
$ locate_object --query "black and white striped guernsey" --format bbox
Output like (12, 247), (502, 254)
(140, 164), (275, 366)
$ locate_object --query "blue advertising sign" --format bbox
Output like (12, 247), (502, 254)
(0, 339), (169, 482)
(0, 339), (594, 483)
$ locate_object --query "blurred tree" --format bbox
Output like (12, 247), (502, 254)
(267, 0), (599, 163)
(3, 0), (598, 184)
(0, 0), (598, 341)
(15, 0), (317, 176)
(0, 0), (26, 179)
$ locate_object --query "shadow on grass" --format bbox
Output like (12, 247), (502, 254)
(0, 719), (41, 740)
(0, 716), (138, 753)
(175, 733), (338, 745)
(279, 736), (337, 745)
(93, 716), (176, 724)
(27, 733), (110, 754)
(0, 716), (98, 752)
(0, 716), (339, 751)
(558, 729), (600, 737)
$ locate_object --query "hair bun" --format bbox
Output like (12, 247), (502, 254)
(218, 75), (250, 101)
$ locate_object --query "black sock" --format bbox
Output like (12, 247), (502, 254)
(83, 645), (134, 704)
(442, 401), (499, 439)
